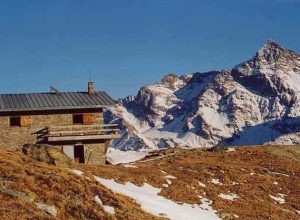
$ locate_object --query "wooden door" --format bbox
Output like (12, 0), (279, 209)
(74, 145), (85, 163)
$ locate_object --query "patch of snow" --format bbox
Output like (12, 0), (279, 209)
(154, 95), (176, 110)
(101, 203), (116, 215)
(269, 171), (290, 177)
(200, 106), (229, 130)
(95, 176), (220, 220)
(166, 179), (172, 185)
(166, 139), (176, 148)
(218, 193), (239, 201)
(94, 195), (115, 215)
(198, 196), (219, 217)
(69, 169), (84, 176)
(182, 132), (210, 148)
(162, 184), (169, 188)
(165, 175), (177, 179)
(269, 194), (286, 204)
(225, 148), (236, 152)
(142, 116), (185, 142)
(112, 105), (151, 133)
(211, 178), (223, 185)
(296, 210), (300, 215)
(94, 195), (103, 205)
(141, 115), (217, 149)
(231, 181), (239, 185)
(226, 120), (282, 147)
(198, 181), (206, 188)
(273, 182), (278, 185)
(207, 172), (215, 176)
(123, 164), (138, 168)
(250, 173), (255, 176)
(106, 148), (149, 165)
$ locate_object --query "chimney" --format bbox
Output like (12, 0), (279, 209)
(88, 81), (94, 95)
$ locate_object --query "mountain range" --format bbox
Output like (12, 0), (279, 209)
(106, 40), (300, 151)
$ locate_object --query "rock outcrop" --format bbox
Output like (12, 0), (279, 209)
(22, 144), (71, 166)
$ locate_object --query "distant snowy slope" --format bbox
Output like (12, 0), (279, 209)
(106, 40), (300, 150)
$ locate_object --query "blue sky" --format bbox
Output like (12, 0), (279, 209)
(0, 0), (299, 98)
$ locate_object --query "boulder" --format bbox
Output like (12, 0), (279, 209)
(0, 187), (34, 202)
(22, 144), (71, 166)
(35, 202), (57, 217)
(208, 144), (228, 152)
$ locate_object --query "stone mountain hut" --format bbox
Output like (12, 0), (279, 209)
(0, 82), (120, 164)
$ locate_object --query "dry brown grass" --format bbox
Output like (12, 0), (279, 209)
(1, 145), (300, 219)
(267, 145), (300, 163)
(0, 149), (163, 220)
(77, 146), (300, 220)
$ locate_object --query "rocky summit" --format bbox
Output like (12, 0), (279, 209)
(107, 40), (300, 150)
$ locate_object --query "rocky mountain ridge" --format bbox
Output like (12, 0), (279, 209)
(107, 40), (300, 150)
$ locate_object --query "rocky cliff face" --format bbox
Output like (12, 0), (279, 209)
(107, 40), (300, 150)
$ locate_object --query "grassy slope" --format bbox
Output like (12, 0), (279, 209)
(1, 145), (300, 220)
(0, 149), (162, 220)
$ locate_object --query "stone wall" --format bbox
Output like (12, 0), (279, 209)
(0, 111), (107, 164)
(84, 141), (110, 165)
(0, 114), (69, 149)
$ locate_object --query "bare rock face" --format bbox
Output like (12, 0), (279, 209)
(22, 144), (71, 166)
(107, 40), (300, 150)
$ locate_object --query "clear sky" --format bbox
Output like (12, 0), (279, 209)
(0, 0), (299, 98)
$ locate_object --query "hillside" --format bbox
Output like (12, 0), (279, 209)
(107, 40), (300, 151)
(1, 145), (300, 219)
(0, 149), (161, 220)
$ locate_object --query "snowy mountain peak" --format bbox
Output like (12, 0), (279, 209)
(107, 41), (300, 151)
(255, 40), (299, 65)
(260, 39), (283, 52)
(235, 40), (299, 80)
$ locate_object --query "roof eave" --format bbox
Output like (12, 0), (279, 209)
(0, 104), (115, 113)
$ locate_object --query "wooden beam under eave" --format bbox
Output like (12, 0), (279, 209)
(48, 134), (121, 142)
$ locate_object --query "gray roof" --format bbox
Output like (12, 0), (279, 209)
(0, 91), (116, 112)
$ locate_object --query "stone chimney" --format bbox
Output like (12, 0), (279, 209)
(88, 81), (94, 95)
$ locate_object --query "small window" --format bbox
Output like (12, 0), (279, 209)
(73, 114), (83, 124)
(73, 114), (94, 125)
(10, 116), (20, 127)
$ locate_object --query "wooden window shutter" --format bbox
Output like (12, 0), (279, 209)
(83, 114), (94, 125)
(20, 116), (32, 127)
